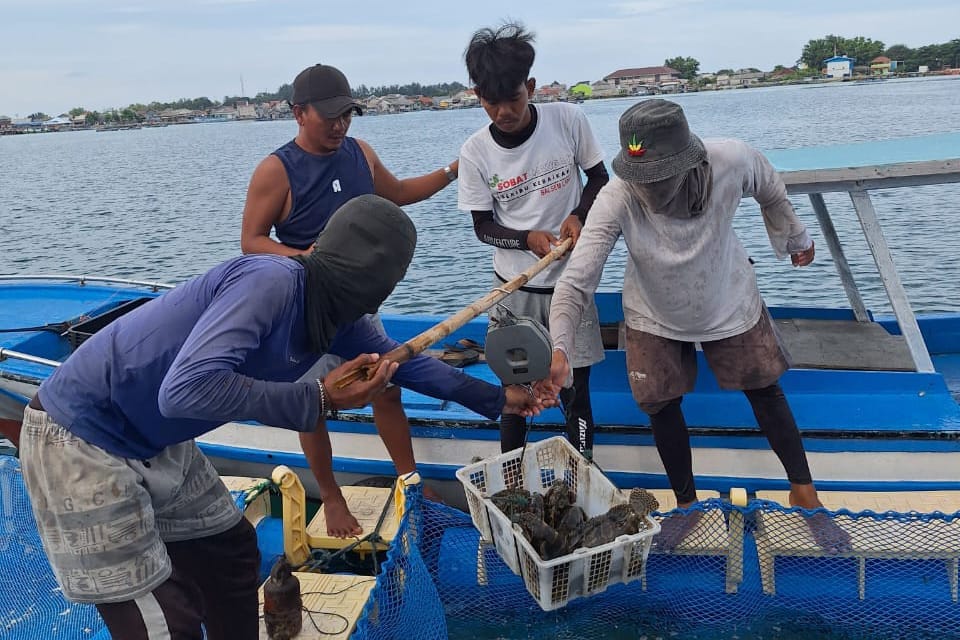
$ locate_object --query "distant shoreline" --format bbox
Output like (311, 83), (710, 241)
(3, 73), (958, 136)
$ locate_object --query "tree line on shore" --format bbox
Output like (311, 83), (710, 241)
(19, 35), (960, 124)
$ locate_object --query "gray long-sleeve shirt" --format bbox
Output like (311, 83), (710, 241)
(550, 138), (812, 353)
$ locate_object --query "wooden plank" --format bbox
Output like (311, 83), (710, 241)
(306, 486), (399, 551)
(258, 572), (375, 640)
(774, 318), (915, 371)
(849, 190), (934, 372)
(648, 490), (730, 553)
(757, 490), (960, 514)
(780, 158), (960, 194)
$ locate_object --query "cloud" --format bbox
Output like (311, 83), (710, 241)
(611, 0), (705, 15)
(96, 23), (145, 34)
(267, 23), (430, 44)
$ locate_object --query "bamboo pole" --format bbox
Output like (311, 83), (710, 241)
(333, 237), (573, 389)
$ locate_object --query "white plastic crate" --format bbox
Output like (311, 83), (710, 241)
(456, 436), (661, 610)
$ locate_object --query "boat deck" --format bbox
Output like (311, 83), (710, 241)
(775, 318), (914, 371)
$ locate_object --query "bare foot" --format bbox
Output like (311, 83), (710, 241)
(804, 512), (852, 554)
(323, 498), (363, 538)
(789, 484), (852, 554)
(653, 509), (702, 552)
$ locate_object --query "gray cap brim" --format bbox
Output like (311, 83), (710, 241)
(311, 96), (364, 118)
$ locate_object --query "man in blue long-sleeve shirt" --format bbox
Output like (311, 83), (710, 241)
(19, 195), (543, 640)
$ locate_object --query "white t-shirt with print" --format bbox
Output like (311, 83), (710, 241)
(457, 102), (605, 289)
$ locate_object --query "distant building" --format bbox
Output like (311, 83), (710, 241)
(590, 80), (620, 97)
(236, 102), (257, 120)
(533, 82), (566, 102)
(604, 66), (680, 85)
(569, 83), (593, 98)
(823, 55), (855, 79)
(729, 69), (765, 86)
(603, 66), (680, 93)
(870, 56), (892, 75)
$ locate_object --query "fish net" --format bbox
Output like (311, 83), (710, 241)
(0, 454), (266, 639)
(0, 455), (104, 638)
(5, 450), (960, 640)
(359, 489), (960, 640)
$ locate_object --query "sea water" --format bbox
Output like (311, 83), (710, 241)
(2, 77), (960, 317)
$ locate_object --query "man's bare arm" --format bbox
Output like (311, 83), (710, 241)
(240, 155), (304, 256)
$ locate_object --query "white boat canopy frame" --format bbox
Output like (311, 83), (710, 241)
(770, 133), (960, 373)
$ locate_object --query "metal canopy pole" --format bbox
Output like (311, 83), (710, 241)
(807, 193), (870, 322)
(848, 189), (934, 372)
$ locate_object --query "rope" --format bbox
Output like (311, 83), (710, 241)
(510, 385), (538, 490)
(298, 486), (397, 574)
(0, 322), (71, 334)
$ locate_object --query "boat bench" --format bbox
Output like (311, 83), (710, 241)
(643, 490), (745, 594)
(754, 490), (960, 600)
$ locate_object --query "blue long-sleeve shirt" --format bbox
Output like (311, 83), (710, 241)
(39, 255), (505, 460)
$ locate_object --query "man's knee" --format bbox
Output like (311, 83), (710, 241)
(372, 385), (403, 409)
(639, 399), (673, 416)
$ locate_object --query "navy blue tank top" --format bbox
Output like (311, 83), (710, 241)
(272, 137), (375, 249)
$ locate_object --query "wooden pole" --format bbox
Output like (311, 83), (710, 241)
(333, 237), (573, 389)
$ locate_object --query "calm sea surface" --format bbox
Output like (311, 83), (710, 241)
(2, 77), (960, 318)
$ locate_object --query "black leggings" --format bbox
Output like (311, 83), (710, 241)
(95, 518), (261, 640)
(500, 366), (595, 455)
(644, 383), (813, 504)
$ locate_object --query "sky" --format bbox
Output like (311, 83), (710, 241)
(1, 0), (958, 117)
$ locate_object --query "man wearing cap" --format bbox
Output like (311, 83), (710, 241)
(545, 99), (851, 553)
(458, 23), (609, 458)
(241, 64), (461, 499)
(20, 195), (544, 639)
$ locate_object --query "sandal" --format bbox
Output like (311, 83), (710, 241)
(439, 348), (481, 368)
(443, 338), (485, 354)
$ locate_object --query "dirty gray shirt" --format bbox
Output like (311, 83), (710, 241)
(550, 138), (812, 353)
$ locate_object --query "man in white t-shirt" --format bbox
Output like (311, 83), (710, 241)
(458, 22), (609, 457)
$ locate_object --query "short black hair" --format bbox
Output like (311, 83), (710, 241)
(464, 22), (535, 103)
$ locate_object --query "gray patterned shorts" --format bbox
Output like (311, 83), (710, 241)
(19, 406), (242, 603)
(625, 307), (790, 406)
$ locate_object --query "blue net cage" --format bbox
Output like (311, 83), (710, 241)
(6, 451), (960, 640)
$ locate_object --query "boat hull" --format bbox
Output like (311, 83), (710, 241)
(3, 278), (960, 505)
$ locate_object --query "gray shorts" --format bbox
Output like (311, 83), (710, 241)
(488, 280), (605, 369)
(19, 406), (241, 603)
(299, 312), (392, 385)
(625, 307), (790, 406)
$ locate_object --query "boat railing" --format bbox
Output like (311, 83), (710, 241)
(0, 347), (61, 368)
(773, 141), (960, 374)
(0, 274), (174, 292)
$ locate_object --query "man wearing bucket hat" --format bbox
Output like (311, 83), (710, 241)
(545, 99), (850, 553)
(241, 63), (461, 501)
